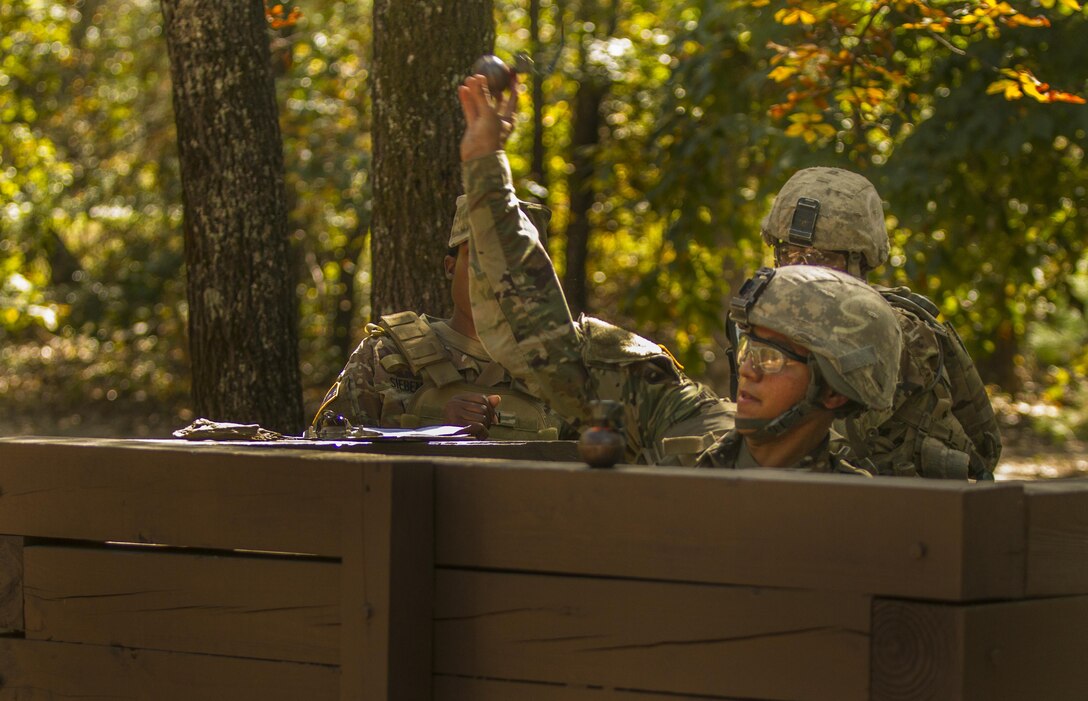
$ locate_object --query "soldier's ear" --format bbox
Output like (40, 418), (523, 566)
(820, 389), (850, 412)
(443, 255), (456, 280)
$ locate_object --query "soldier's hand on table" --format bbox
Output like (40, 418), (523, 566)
(443, 393), (502, 440)
(459, 73), (518, 162)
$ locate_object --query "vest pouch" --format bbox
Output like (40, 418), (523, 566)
(918, 435), (969, 480)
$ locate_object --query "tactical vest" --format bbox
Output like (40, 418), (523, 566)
(839, 287), (1001, 480)
(377, 312), (561, 440)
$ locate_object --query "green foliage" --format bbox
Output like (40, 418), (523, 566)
(273, 1), (374, 384)
(0, 0), (73, 333)
(1023, 262), (1088, 441)
(759, 0), (1086, 155)
(876, 11), (1088, 376)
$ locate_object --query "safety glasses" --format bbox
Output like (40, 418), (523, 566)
(736, 331), (809, 375)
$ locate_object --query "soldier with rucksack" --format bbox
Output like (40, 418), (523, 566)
(755, 166), (1002, 480)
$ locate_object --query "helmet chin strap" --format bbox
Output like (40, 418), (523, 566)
(734, 362), (825, 440)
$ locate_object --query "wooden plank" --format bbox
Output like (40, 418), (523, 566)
(0, 437), (357, 555)
(341, 462), (434, 701)
(0, 536), (23, 633)
(433, 569), (871, 701)
(0, 638), (337, 700)
(436, 463), (1025, 600)
(214, 438), (580, 462)
(340, 468), (366, 701)
(383, 461), (434, 699)
(1024, 479), (1088, 596)
(23, 544), (338, 664)
(872, 595), (1088, 701)
(435, 675), (747, 700)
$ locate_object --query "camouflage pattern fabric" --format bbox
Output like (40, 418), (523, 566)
(761, 166), (889, 274)
(312, 312), (569, 438)
(697, 429), (871, 475)
(832, 288), (1001, 480)
(736, 265), (901, 412)
(462, 152), (733, 465)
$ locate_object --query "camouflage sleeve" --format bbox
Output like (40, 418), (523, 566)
(311, 332), (411, 428)
(462, 152), (594, 426)
(620, 371), (735, 465)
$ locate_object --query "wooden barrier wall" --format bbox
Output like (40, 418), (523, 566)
(0, 437), (1085, 700)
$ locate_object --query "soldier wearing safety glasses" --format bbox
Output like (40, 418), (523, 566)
(698, 265), (901, 473)
(755, 167), (1001, 480)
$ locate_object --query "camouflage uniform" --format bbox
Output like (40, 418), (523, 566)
(463, 152), (733, 465)
(312, 195), (569, 440)
(699, 265), (901, 475)
(698, 429), (868, 475)
(760, 167), (1002, 480)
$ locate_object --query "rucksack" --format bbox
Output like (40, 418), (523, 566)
(873, 287), (1002, 479)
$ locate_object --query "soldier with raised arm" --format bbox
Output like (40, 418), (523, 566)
(457, 73), (733, 464)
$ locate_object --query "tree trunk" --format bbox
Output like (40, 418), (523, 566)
(371, 0), (493, 319)
(562, 30), (608, 317)
(162, 0), (303, 434)
(977, 318), (1023, 392)
(529, 0), (547, 194)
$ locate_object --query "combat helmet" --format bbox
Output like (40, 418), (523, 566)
(729, 265), (901, 438)
(449, 194), (552, 248)
(761, 167), (889, 278)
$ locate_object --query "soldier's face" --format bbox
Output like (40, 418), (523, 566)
(735, 326), (812, 429)
(446, 243), (472, 314)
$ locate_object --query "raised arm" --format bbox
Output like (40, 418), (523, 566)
(458, 75), (593, 426)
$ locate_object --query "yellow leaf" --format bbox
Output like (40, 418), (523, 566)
(1006, 13), (1050, 27)
(1023, 81), (1048, 101)
(1060, 0), (1081, 10)
(768, 66), (798, 82)
(986, 79), (1015, 95)
(785, 122), (807, 137)
(775, 8), (816, 25)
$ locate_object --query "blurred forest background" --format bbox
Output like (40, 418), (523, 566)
(1, 0), (1086, 476)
